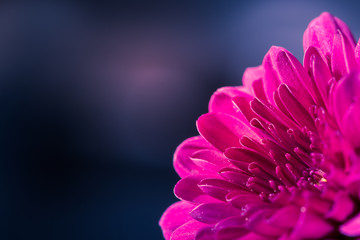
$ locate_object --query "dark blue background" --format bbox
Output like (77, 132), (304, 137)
(1, 1), (360, 239)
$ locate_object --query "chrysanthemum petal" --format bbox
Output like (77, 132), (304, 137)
(246, 208), (286, 237)
(170, 220), (208, 240)
(232, 94), (259, 123)
(173, 136), (213, 178)
(326, 191), (354, 221)
(342, 102), (360, 148)
(340, 212), (360, 237)
(304, 46), (332, 108)
(198, 178), (240, 201)
(331, 30), (357, 80)
(303, 12), (355, 59)
(267, 205), (300, 229)
(332, 70), (360, 147)
(263, 46), (314, 108)
(191, 149), (231, 173)
(215, 216), (248, 240)
(190, 203), (242, 224)
(209, 87), (244, 116)
(355, 38), (360, 66)
(197, 112), (259, 151)
(238, 233), (269, 240)
(159, 201), (195, 240)
(174, 175), (218, 203)
(194, 226), (216, 240)
(278, 84), (316, 131)
(291, 209), (334, 239)
(219, 168), (251, 188)
(242, 66), (268, 102)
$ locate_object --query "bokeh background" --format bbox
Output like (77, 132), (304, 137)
(1, 1), (360, 239)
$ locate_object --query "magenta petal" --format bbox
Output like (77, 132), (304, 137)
(174, 175), (217, 204)
(191, 149), (230, 173)
(209, 87), (245, 116)
(243, 66), (263, 91)
(238, 233), (268, 240)
(170, 220), (208, 240)
(194, 226), (216, 240)
(197, 112), (259, 151)
(342, 102), (360, 147)
(340, 212), (360, 237)
(331, 30), (357, 80)
(219, 168), (251, 187)
(303, 46), (332, 107)
(291, 209), (333, 239)
(355, 38), (360, 66)
(198, 178), (240, 201)
(190, 202), (242, 224)
(267, 205), (300, 229)
(232, 94), (258, 123)
(262, 46), (314, 108)
(214, 216), (247, 232)
(173, 136), (213, 178)
(159, 201), (195, 240)
(242, 66), (268, 102)
(225, 190), (263, 209)
(263, 48), (282, 105)
(326, 191), (354, 221)
(246, 208), (285, 237)
(332, 70), (360, 147)
(278, 84), (316, 131)
(303, 12), (355, 58)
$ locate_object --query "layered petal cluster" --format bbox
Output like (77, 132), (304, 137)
(160, 12), (360, 239)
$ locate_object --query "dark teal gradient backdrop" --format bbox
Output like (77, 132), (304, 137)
(1, 1), (360, 239)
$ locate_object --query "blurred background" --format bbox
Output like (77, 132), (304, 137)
(1, 0), (360, 239)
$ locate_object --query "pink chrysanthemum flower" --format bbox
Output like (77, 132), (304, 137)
(160, 12), (360, 239)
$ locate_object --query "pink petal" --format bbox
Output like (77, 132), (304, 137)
(219, 168), (251, 187)
(242, 66), (268, 102)
(325, 191), (354, 222)
(232, 94), (258, 123)
(262, 46), (314, 108)
(290, 209), (333, 239)
(225, 190), (263, 209)
(194, 226), (216, 240)
(238, 233), (269, 240)
(331, 29), (357, 80)
(214, 216), (247, 233)
(198, 178), (240, 201)
(303, 46), (331, 108)
(278, 84), (316, 131)
(340, 212), (360, 237)
(250, 98), (294, 129)
(246, 208), (285, 237)
(343, 102), (360, 148)
(208, 87), (245, 116)
(159, 201), (195, 240)
(197, 112), (259, 151)
(225, 147), (275, 176)
(173, 136), (213, 178)
(214, 217), (249, 240)
(355, 37), (360, 66)
(267, 205), (300, 229)
(190, 202), (242, 224)
(332, 70), (360, 147)
(190, 149), (230, 173)
(170, 220), (208, 240)
(174, 175), (217, 204)
(303, 12), (355, 59)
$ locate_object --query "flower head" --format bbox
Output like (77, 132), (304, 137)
(160, 12), (360, 239)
